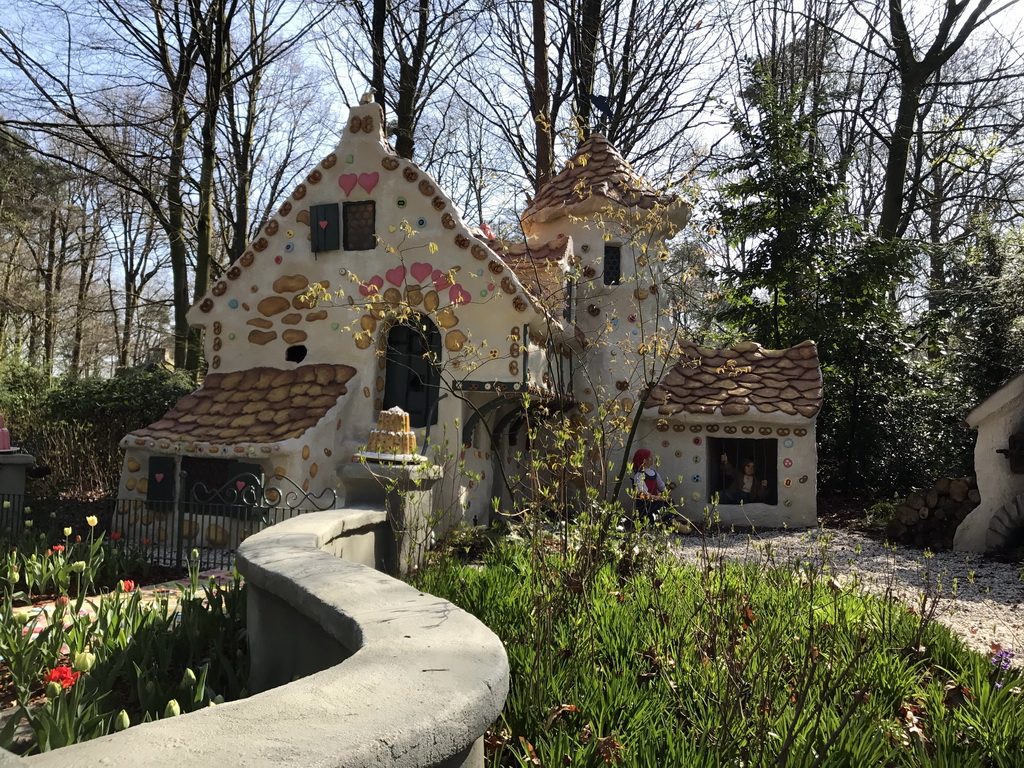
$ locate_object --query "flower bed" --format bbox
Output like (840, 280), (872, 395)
(0, 517), (247, 754)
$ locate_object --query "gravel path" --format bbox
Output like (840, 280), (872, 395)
(670, 527), (1024, 666)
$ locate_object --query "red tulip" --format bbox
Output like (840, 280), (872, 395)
(42, 667), (80, 689)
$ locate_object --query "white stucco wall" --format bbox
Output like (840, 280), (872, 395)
(955, 374), (1024, 552)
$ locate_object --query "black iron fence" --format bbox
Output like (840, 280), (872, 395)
(1, 473), (338, 571)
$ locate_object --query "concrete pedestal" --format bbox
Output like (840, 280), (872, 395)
(0, 452), (34, 532)
(338, 460), (443, 574)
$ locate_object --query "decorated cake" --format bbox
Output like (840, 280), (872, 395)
(366, 406), (417, 456)
(0, 414), (10, 451)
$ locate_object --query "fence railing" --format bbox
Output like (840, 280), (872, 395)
(1, 473), (338, 571)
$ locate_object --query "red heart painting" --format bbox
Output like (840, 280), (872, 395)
(385, 265), (407, 286)
(154, 473), (164, 483)
(236, 480), (247, 491)
(339, 174), (358, 196)
(410, 262), (433, 283)
(358, 275), (384, 296)
(432, 269), (451, 291)
(319, 220), (328, 229)
(449, 284), (471, 305)
(358, 172), (379, 193)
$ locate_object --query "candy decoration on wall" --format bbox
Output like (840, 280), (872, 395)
(783, 458), (793, 468)
(784, 478), (793, 488)
(693, 455), (701, 464)
(692, 474), (701, 483)
(784, 438), (794, 448)
(693, 436), (702, 446)
(799, 475), (808, 484)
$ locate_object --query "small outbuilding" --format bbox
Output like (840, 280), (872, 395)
(644, 340), (822, 528)
(954, 372), (1024, 552)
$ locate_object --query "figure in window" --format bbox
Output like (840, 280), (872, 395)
(719, 454), (768, 503)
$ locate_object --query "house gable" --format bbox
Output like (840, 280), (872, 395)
(186, 102), (558, 393)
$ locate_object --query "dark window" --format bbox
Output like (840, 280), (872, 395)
(344, 201), (376, 250)
(286, 345), (308, 363)
(603, 245), (621, 285)
(707, 437), (778, 505)
(310, 203), (340, 252)
(383, 316), (441, 428)
(181, 458), (264, 519)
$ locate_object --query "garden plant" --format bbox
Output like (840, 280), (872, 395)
(416, 515), (1023, 767)
(0, 517), (247, 754)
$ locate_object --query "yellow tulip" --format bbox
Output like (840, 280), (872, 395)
(85, 515), (98, 528)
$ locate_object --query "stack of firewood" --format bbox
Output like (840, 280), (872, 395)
(884, 476), (980, 549)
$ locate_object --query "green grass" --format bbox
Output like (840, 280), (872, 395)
(413, 533), (1024, 767)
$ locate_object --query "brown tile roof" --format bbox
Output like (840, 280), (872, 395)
(646, 340), (822, 418)
(522, 135), (678, 225)
(127, 364), (356, 445)
(488, 237), (570, 310)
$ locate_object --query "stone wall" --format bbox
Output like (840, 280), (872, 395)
(885, 476), (980, 549)
(0, 507), (508, 767)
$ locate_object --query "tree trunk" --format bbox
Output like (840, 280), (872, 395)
(532, 0), (554, 191)
(573, 0), (603, 137)
(371, 0), (386, 106)
(877, 79), (922, 240)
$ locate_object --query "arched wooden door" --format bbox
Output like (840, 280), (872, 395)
(382, 315), (441, 428)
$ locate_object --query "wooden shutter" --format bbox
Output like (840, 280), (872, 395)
(311, 203), (340, 252)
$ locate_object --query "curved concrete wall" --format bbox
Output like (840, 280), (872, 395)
(1, 509), (508, 768)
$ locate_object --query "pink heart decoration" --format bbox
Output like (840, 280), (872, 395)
(432, 269), (452, 291)
(236, 480), (247, 491)
(339, 174), (358, 196)
(410, 262), (433, 283)
(154, 473), (164, 483)
(385, 265), (407, 286)
(358, 275), (384, 296)
(358, 172), (379, 193)
(449, 284), (471, 305)
(319, 220), (328, 229)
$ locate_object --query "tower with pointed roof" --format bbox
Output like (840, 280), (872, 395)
(520, 134), (692, 430)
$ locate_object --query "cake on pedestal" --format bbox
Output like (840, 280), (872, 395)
(361, 407), (423, 462)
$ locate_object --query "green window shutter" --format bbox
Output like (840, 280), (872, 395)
(146, 455), (175, 513)
(311, 203), (340, 252)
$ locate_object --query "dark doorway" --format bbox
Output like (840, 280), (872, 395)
(383, 315), (441, 428)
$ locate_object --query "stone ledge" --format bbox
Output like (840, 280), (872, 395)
(3, 510), (508, 768)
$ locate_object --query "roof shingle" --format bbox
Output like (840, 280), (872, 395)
(522, 135), (682, 226)
(646, 340), (822, 418)
(126, 364), (356, 446)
